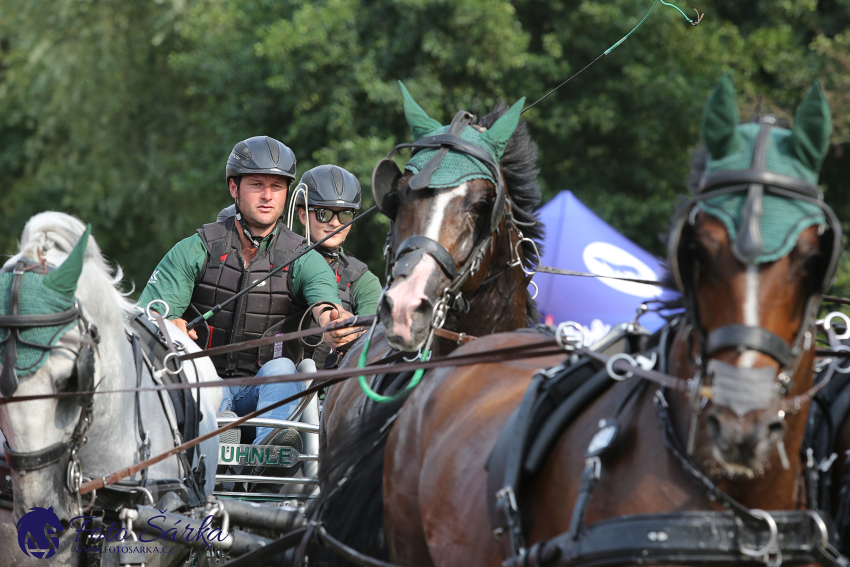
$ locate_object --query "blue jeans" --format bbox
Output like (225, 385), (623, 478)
(219, 357), (306, 444)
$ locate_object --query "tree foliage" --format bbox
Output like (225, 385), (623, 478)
(1, 0), (849, 297)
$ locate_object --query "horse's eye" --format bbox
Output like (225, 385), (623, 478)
(470, 200), (489, 215)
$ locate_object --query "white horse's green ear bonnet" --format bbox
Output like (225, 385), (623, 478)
(697, 73), (832, 265)
(0, 225), (90, 386)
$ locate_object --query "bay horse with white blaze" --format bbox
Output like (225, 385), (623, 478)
(315, 82), (543, 563)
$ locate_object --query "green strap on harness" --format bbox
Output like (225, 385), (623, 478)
(357, 338), (428, 403)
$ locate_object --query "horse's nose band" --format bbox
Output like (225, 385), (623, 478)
(392, 235), (458, 281)
(706, 324), (796, 368)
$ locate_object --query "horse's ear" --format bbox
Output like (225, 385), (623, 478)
(702, 72), (743, 160)
(791, 81), (832, 172)
(44, 224), (90, 297)
(399, 81), (442, 140)
(480, 97), (525, 161)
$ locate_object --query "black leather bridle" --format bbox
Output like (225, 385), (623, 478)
(0, 261), (98, 486)
(666, 120), (842, 444)
(371, 110), (531, 345)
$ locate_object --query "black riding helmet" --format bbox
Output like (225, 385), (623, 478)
(293, 165), (361, 209)
(226, 136), (297, 183)
(225, 136), (296, 248)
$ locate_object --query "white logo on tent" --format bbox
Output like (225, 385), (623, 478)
(582, 241), (663, 298)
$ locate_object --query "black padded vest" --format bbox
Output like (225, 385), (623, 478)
(184, 217), (308, 376)
(333, 253), (370, 314)
(306, 253), (370, 368)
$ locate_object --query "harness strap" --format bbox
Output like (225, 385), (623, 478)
(513, 510), (845, 567)
(393, 235), (458, 280)
(699, 169), (823, 200)
(706, 324), (795, 367)
(3, 440), (68, 471)
(0, 306), (79, 328)
(130, 333), (150, 485)
(432, 327), (476, 345)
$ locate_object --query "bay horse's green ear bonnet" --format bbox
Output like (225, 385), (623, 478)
(399, 81), (525, 190)
(372, 82), (525, 231)
(697, 73), (832, 264)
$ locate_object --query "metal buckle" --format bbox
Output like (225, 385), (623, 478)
(739, 509), (778, 560)
(145, 299), (170, 321)
(555, 321), (584, 351)
(495, 486), (519, 513)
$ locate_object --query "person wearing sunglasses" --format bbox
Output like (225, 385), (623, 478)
(291, 164), (382, 368)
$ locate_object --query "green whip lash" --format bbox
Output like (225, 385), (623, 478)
(522, 0), (702, 114)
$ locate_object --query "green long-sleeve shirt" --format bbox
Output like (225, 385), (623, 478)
(138, 231), (339, 319)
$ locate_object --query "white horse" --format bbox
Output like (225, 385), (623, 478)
(0, 212), (221, 566)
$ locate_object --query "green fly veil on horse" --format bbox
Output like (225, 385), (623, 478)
(372, 82), (525, 232)
(0, 226), (91, 397)
(668, 73), (840, 295)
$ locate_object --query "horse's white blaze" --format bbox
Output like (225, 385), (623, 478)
(740, 265), (760, 368)
(425, 183), (468, 241)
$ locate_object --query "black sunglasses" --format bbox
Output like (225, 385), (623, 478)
(309, 208), (355, 224)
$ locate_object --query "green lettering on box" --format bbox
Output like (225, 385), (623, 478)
(221, 446), (234, 463)
(250, 447), (264, 464)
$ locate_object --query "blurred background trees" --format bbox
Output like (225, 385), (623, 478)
(1, 0), (848, 296)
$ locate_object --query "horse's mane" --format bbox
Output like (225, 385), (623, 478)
(479, 104), (545, 325)
(12, 211), (136, 315)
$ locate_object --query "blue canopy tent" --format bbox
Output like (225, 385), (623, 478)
(532, 191), (680, 344)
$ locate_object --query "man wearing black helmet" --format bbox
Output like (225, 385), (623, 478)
(291, 165), (382, 367)
(139, 136), (355, 474)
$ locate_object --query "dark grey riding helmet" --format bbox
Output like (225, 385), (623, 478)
(292, 165), (361, 209)
(225, 136), (297, 184)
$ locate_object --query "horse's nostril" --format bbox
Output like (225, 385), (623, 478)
(60, 518), (69, 531)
